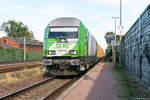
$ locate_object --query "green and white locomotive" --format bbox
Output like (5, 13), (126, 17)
(43, 17), (99, 75)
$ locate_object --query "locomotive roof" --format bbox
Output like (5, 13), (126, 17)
(49, 17), (80, 27)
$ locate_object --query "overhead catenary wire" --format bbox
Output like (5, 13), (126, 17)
(0, 12), (43, 35)
(0, 12), (44, 61)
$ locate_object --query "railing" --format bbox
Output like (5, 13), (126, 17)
(0, 49), (42, 61)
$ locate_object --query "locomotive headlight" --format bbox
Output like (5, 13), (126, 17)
(48, 50), (56, 55)
(70, 50), (77, 55)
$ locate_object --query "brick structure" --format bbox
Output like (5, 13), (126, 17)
(0, 37), (42, 51)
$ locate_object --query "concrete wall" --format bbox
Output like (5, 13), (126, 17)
(120, 5), (150, 86)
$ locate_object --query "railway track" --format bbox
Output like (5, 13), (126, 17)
(0, 77), (55, 100)
(43, 78), (78, 100)
(0, 59), (41, 65)
(0, 60), (103, 99)
(0, 61), (42, 73)
(0, 76), (78, 100)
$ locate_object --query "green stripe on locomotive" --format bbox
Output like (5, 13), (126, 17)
(78, 22), (88, 56)
(43, 22), (88, 57)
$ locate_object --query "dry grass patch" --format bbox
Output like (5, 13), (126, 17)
(113, 65), (150, 100)
(0, 67), (45, 84)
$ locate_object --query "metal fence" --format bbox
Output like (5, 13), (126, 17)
(0, 49), (42, 61)
(119, 5), (150, 86)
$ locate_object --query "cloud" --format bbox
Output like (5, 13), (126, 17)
(42, 2), (66, 17)
(37, 0), (149, 49)
(87, 16), (101, 20)
(41, 2), (82, 20)
(82, 0), (120, 7)
(123, 0), (150, 6)
(83, 0), (149, 9)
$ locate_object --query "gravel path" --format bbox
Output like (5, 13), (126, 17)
(0, 74), (46, 97)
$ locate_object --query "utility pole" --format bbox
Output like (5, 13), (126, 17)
(112, 17), (119, 64)
(24, 36), (26, 61)
(119, 0), (123, 35)
(120, 0), (122, 26)
(119, 0), (123, 65)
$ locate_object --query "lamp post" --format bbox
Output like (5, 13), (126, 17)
(112, 17), (119, 64)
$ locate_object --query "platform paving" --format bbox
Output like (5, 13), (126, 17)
(58, 62), (118, 100)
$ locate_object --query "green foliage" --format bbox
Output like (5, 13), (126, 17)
(105, 31), (114, 36)
(104, 32), (114, 56)
(0, 67), (44, 84)
(105, 32), (115, 44)
(0, 45), (3, 49)
(0, 20), (33, 39)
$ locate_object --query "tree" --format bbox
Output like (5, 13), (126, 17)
(104, 32), (115, 57)
(0, 20), (33, 39)
(0, 45), (3, 49)
(104, 32), (115, 45)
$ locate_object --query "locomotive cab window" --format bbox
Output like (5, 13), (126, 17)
(49, 27), (78, 38)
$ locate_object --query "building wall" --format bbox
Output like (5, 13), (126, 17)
(0, 37), (20, 49)
(0, 37), (42, 51)
(20, 44), (42, 51)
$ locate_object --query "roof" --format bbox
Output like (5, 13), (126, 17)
(10, 37), (42, 46)
(0, 43), (17, 49)
(49, 17), (80, 27)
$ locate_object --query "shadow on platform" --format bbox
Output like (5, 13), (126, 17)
(85, 63), (118, 100)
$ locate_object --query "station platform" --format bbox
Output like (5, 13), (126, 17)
(58, 62), (118, 100)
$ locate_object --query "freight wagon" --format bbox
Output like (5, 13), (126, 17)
(42, 17), (104, 75)
(96, 44), (105, 58)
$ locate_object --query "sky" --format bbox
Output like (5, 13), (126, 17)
(0, 0), (149, 50)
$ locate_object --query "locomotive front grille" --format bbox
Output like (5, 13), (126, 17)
(53, 59), (80, 65)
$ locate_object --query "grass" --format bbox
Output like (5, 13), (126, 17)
(0, 67), (45, 84)
(113, 64), (150, 100)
